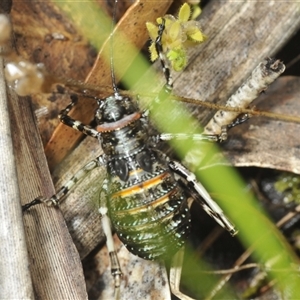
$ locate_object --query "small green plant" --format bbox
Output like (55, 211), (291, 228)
(146, 3), (206, 71)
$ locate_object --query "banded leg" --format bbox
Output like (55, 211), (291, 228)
(158, 133), (214, 142)
(156, 113), (250, 143)
(156, 59), (285, 142)
(217, 113), (250, 141)
(155, 18), (173, 95)
(59, 94), (99, 138)
(22, 155), (106, 211)
(203, 58), (285, 141)
(99, 179), (122, 300)
(169, 160), (237, 236)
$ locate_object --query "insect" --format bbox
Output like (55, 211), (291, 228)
(3, 1), (300, 299)
(17, 4), (240, 299)
(4, 2), (239, 298)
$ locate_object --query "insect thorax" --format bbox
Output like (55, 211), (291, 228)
(96, 94), (149, 179)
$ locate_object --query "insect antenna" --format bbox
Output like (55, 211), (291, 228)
(109, 0), (121, 100)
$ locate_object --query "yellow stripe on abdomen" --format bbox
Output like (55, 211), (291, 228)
(112, 170), (169, 198)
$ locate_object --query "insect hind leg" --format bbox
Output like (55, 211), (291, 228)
(169, 160), (237, 236)
(98, 179), (122, 300)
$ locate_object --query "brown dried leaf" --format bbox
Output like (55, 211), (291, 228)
(223, 76), (300, 174)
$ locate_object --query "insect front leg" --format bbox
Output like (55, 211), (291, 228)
(155, 18), (173, 95)
(203, 58), (285, 141)
(153, 18), (247, 143)
(59, 93), (100, 138)
(169, 160), (237, 236)
(157, 132), (216, 142)
(22, 156), (106, 211)
(156, 113), (250, 143)
(98, 179), (122, 300)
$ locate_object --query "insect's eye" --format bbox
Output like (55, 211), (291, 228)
(122, 97), (137, 113)
(95, 108), (102, 122)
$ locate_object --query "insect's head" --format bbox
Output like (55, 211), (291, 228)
(95, 93), (138, 125)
